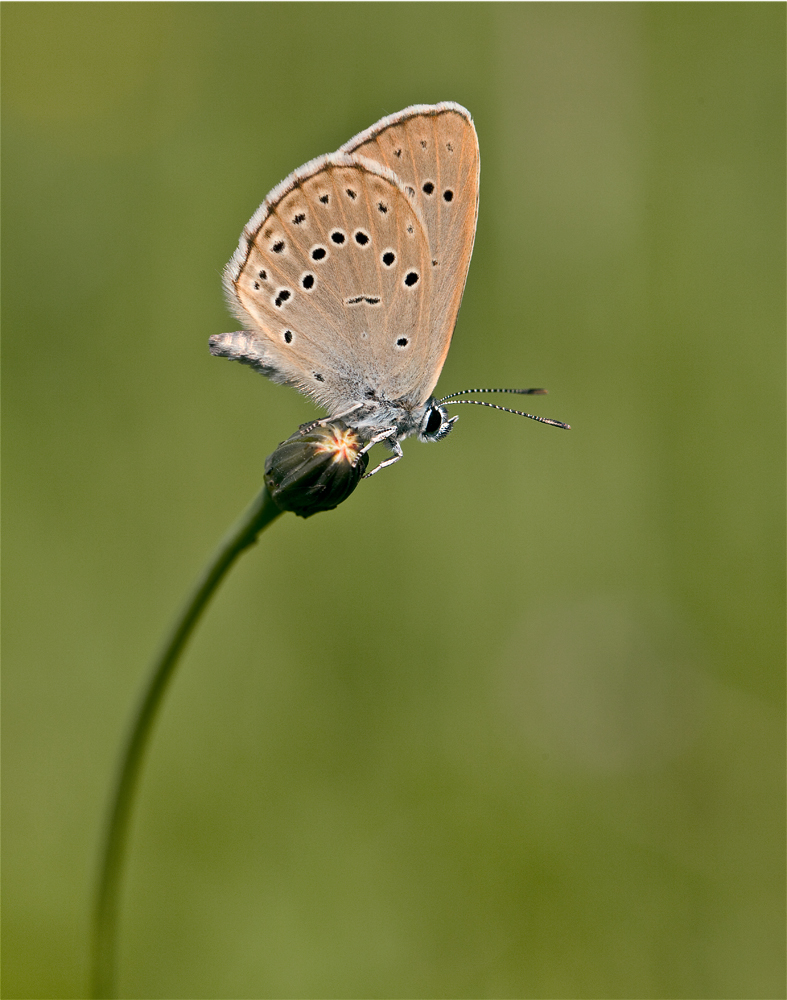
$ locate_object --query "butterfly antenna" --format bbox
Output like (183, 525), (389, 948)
(436, 387), (548, 403)
(443, 398), (570, 429)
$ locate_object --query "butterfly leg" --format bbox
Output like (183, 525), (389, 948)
(363, 437), (404, 478)
(357, 427), (396, 457)
(298, 403), (364, 436)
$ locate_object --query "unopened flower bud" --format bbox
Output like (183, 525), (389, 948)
(264, 420), (368, 518)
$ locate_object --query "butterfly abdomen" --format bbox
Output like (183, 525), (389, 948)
(208, 331), (279, 379)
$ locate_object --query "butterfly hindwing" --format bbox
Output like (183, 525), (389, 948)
(221, 153), (435, 413)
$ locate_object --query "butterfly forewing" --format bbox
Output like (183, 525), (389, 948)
(226, 153), (435, 412)
(341, 103), (479, 386)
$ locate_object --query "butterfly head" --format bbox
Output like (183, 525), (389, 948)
(417, 402), (457, 443)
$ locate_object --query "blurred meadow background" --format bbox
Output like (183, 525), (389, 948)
(3, 4), (784, 998)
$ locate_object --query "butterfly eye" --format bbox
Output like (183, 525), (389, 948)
(382, 250), (396, 267)
(425, 408), (442, 434)
(310, 246), (328, 261)
(443, 189), (454, 202)
(301, 273), (315, 291)
(422, 181), (435, 195)
(419, 404), (455, 443)
(404, 271), (419, 287)
(330, 230), (346, 245)
(354, 230), (370, 246)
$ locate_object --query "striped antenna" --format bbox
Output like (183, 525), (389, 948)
(436, 387), (548, 402)
(436, 388), (570, 430)
(443, 399), (570, 429)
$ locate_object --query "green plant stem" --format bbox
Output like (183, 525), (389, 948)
(92, 484), (283, 999)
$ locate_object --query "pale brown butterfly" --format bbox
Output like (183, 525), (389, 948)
(210, 102), (568, 476)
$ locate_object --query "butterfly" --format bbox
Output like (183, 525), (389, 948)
(210, 102), (568, 476)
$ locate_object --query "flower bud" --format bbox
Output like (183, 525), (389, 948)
(264, 420), (368, 518)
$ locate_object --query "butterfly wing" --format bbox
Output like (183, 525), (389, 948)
(214, 152), (436, 417)
(340, 103), (480, 397)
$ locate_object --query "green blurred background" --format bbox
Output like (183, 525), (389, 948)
(3, 4), (784, 998)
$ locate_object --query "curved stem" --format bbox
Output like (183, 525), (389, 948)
(92, 484), (283, 998)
